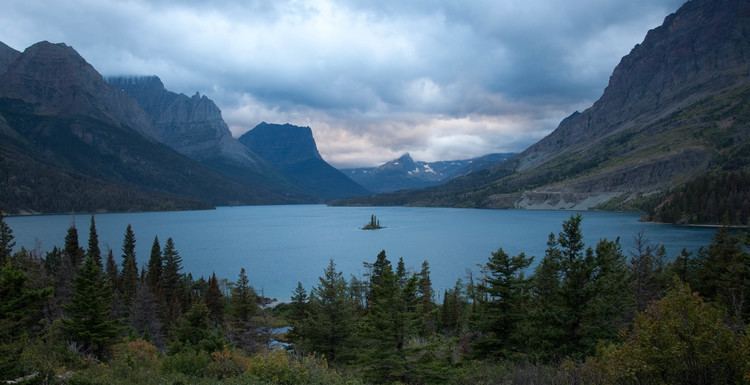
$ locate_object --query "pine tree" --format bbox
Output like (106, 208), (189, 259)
(288, 281), (308, 347)
(63, 255), (119, 358)
(120, 225), (138, 313)
(229, 268), (259, 352)
(172, 302), (223, 352)
(474, 248), (532, 357)
(146, 236), (162, 293)
(0, 263), (51, 377)
(694, 227), (750, 323)
(205, 272), (224, 326)
(417, 260), (437, 337)
(63, 224), (84, 268)
(527, 233), (564, 359)
(359, 251), (410, 383)
(86, 216), (101, 269)
(161, 237), (184, 326)
(557, 214), (596, 358)
(0, 213), (15, 264)
(105, 249), (118, 288)
(630, 232), (667, 312)
(306, 259), (354, 363)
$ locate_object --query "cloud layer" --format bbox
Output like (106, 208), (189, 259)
(0, 0), (685, 167)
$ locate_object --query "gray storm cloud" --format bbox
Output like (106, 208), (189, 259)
(0, 0), (685, 167)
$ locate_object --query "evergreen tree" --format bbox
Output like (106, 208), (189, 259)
(229, 268), (259, 352)
(305, 259), (354, 363)
(0, 263), (51, 378)
(359, 251), (408, 383)
(161, 237), (184, 327)
(105, 249), (118, 288)
(417, 260), (437, 337)
(527, 233), (565, 360)
(63, 224), (84, 268)
(205, 272), (224, 326)
(556, 214), (596, 358)
(86, 216), (101, 269)
(120, 225), (138, 313)
(693, 227), (750, 323)
(172, 302), (223, 352)
(288, 281), (308, 346)
(630, 232), (667, 312)
(580, 238), (632, 349)
(146, 236), (162, 293)
(473, 248), (532, 357)
(63, 255), (119, 358)
(0, 213), (15, 264)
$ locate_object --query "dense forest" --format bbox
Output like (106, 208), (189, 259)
(648, 171), (750, 226)
(1, 214), (749, 384)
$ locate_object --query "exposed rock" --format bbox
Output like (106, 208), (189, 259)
(107, 76), (263, 168)
(0, 41), (20, 75)
(343, 0), (750, 212)
(0, 41), (156, 139)
(239, 122), (369, 200)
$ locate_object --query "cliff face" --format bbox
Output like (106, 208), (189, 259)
(108, 76), (262, 167)
(343, 0), (750, 211)
(0, 42), (307, 213)
(0, 42), (20, 75)
(520, 0), (750, 171)
(239, 123), (369, 200)
(0, 42), (157, 139)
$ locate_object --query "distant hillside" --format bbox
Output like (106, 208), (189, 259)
(239, 122), (369, 201)
(340, 0), (750, 225)
(343, 153), (514, 193)
(0, 42), (305, 214)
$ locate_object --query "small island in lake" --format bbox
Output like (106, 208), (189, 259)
(362, 214), (384, 230)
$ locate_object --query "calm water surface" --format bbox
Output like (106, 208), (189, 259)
(7, 205), (715, 300)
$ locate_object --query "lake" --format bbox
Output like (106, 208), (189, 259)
(6, 205), (716, 300)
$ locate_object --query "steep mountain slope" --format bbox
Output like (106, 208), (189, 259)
(0, 42), (20, 75)
(343, 153), (514, 193)
(343, 0), (750, 216)
(0, 42), (303, 214)
(239, 122), (369, 200)
(107, 76), (304, 196)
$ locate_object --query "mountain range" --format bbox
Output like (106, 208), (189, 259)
(343, 153), (514, 193)
(0, 41), (370, 213)
(341, 0), (750, 224)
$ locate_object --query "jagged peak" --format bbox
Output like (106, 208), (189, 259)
(396, 153), (414, 162)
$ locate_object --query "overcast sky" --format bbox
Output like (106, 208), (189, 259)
(1, 0), (685, 167)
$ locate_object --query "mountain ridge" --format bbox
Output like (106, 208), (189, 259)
(0, 41), (306, 214)
(343, 152), (515, 193)
(338, 0), (750, 220)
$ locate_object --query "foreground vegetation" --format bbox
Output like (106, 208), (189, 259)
(1, 213), (749, 384)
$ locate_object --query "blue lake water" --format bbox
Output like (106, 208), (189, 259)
(6, 205), (716, 300)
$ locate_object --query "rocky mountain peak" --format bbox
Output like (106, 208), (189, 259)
(0, 41), (156, 138)
(239, 122), (322, 165)
(108, 75), (261, 167)
(520, 0), (750, 170)
(0, 41), (20, 75)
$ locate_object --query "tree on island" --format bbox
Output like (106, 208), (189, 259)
(362, 214), (384, 230)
